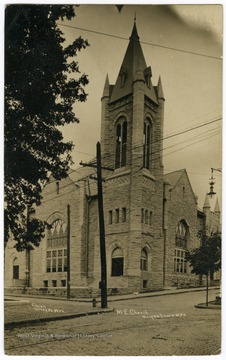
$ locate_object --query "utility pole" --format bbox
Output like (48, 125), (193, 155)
(96, 142), (108, 308)
(80, 142), (113, 308)
(67, 204), (71, 300)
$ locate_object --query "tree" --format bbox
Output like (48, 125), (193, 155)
(5, 5), (89, 250)
(186, 229), (221, 306)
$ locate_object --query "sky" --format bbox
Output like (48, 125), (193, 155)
(57, 3), (223, 211)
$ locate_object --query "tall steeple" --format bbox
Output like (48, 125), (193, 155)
(100, 19), (164, 173)
(99, 19), (165, 292)
(109, 20), (157, 104)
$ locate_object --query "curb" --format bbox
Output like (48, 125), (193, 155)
(5, 307), (114, 329)
(195, 303), (221, 309)
(4, 286), (220, 303)
(106, 288), (214, 302)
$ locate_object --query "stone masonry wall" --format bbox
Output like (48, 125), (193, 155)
(29, 176), (87, 290)
(102, 96), (133, 170)
(5, 233), (27, 288)
(164, 172), (200, 287)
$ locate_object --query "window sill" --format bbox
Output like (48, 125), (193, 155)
(108, 168), (131, 180)
(142, 168), (156, 181)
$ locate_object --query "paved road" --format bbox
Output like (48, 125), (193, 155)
(5, 289), (221, 356)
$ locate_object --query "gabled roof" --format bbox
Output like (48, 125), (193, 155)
(109, 21), (158, 105)
(164, 168), (197, 203)
(68, 167), (97, 197)
(42, 166), (98, 198)
(164, 169), (185, 188)
(68, 167), (94, 183)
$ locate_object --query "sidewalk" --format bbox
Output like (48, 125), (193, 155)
(5, 296), (113, 329)
(5, 285), (220, 302)
(5, 286), (220, 329)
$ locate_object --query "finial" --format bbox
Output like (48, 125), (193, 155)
(207, 168), (216, 198)
(130, 14), (139, 40)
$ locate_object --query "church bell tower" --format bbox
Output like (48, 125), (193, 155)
(100, 20), (165, 292)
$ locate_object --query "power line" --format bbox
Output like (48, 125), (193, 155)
(48, 116), (221, 189)
(130, 130), (221, 179)
(95, 119), (220, 169)
(71, 110), (222, 166)
(163, 117), (221, 141)
(95, 116), (222, 165)
(38, 116), (222, 201)
(162, 130), (221, 159)
(57, 23), (222, 61)
(39, 129), (221, 204)
(65, 118), (221, 180)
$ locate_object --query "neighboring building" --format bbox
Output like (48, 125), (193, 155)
(4, 22), (221, 296)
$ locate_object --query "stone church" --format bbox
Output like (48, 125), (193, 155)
(5, 22), (221, 297)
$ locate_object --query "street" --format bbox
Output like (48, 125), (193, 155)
(5, 289), (221, 356)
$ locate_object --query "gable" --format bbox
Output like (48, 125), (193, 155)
(164, 169), (197, 204)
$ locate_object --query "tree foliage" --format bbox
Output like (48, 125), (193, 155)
(187, 229), (221, 276)
(5, 5), (89, 250)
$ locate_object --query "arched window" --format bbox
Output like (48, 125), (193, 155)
(140, 249), (148, 271)
(111, 247), (124, 276)
(143, 120), (152, 169)
(174, 220), (189, 273)
(115, 118), (127, 169)
(13, 258), (19, 279)
(175, 221), (188, 249)
(46, 219), (67, 273)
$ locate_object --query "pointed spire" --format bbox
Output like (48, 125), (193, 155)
(130, 17), (139, 41)
(203, 194), (211, 208)
(102, 74), (110, 99)
(109, 21), (158, 105)
(214, 197), (221, 214)
(157, 76), (165, 100)
(109, 21), (146, 103)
